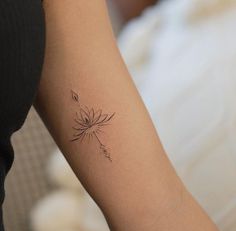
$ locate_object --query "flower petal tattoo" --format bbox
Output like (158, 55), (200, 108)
(70, 90), (115, 162)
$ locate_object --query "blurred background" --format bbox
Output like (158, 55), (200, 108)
(3, 0), (236, 230)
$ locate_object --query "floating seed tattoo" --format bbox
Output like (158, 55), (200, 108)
(70, 90), (115, 162)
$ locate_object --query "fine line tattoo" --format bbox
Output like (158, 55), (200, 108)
(70, 90), (115, 162)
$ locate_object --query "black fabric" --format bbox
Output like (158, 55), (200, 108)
(0, 0), (45, 230)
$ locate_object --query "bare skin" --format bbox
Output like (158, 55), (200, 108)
(34, 1), (219, 230)
(110, 0), (157, 21)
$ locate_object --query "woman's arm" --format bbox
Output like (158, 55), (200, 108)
(110, 0), (157, 21)
(34, 1), (219, 230)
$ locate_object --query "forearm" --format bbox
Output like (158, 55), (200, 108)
(35, 1), (218, 230)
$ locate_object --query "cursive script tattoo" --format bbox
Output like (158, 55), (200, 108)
(70, 90), (115, 162)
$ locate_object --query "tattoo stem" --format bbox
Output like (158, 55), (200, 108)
(93, 132), (102, 146)
(93, 132), (112, 162)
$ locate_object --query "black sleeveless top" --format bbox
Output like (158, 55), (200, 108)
(0, 1), (45, 230)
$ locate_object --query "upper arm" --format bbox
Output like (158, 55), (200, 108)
(33, 1), (218, 230)
(112, 0), (158, 21)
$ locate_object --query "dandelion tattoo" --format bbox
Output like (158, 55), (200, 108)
(70, 90), (115, 162)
